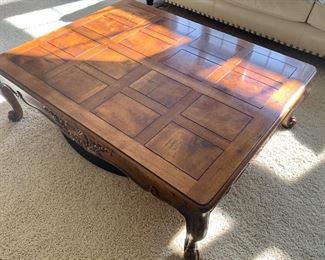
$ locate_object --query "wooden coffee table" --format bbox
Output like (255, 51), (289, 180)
(0, 1), (316, 259)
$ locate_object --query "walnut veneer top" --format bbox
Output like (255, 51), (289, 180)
(0, 1), (316, 207)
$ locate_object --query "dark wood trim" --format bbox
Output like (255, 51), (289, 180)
(0, 82), (23, 122)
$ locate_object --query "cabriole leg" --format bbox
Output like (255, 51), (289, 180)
(0, 82), (23, 122)
(182, 211), (210, 260)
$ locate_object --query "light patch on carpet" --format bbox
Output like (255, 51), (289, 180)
(4, 0), (105, 37)
(254, 246), (292, 260)
(53, 0), (114, 15)
(0, 0), (20, 5)
(255, 130), (323, 183)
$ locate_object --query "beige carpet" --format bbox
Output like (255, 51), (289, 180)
(0, 1), (324, 259)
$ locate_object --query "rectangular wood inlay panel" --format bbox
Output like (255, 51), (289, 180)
(46, 66), (107, 104)
(9, 47), (63, 78)
(182, 95), (252, 141)
(94, 93), (160, 137)
(48, 31), (99, 57)
(146, 18), (195, 41)
(234, 66), (282, 90)
(215, 71), (276, 108)
(83, 17), (131, 39)
(190, 33), (243, 60)
(87, 48), (139, 79)
(163, 49), (221, 81)
(107, 5), (155, 25)
(129, 70), (191, 108)
(120, 31), (171, 56)
(146, 122), (222, 180)
(242, 51), (297, 80)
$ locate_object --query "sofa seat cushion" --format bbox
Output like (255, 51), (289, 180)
(308, 0), (325, 32)
(223, 0), (315, 22)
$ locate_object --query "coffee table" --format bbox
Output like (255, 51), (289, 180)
(0, 1), (316, 259)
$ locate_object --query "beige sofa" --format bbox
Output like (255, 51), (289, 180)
(166, 0), (325, 57)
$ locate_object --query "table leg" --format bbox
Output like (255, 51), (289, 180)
(281, 113), (296, 129)
(281, 87), (310, 129)
(146, 0), (154, 5)
(0, 82), (23, 122)
(182, 211), (210, 260)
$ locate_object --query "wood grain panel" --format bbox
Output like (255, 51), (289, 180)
(146, 18), (195, 41)
(146, 122), (222, 179)
(94, 93), (160, 137)
(46, 66), (107, 103)
(163, 49), (221, 81)
(120, 31), (171, 56)
(190, 33), (243, 60)
(106, 5), (155, 26)
(134, 90), (200, 144)
(87, 48), (139, 79)
(182, 95), (252, 141)
(174, 115), (231, 150)
(48, 31), (99, 57)
(76, 63), (116, 85)
(80, 65), (151, 111)
(234, 66), (282, 90)
(9, 47), (63, 79)
(215, 71), (276, 108)
(241, 51), (297, 80)
(121, 87), (169, 115)
(83, 16), (131, 39)
(130, 70), (190, 108)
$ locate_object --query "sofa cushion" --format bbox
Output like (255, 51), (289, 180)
(223, 0), (315, 22)
(212, 0), (325, 56)
(308, 0), (325, 32)
(167, 0), (216, 17)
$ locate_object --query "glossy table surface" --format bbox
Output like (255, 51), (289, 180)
(0, 0), (316, 210)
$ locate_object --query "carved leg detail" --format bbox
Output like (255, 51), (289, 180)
(0, 83), (23, 122)
(282, 114), (296, 129)
(183, 211), (210, 260)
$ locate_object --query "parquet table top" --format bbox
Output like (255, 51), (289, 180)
(0, 1), (316, 210)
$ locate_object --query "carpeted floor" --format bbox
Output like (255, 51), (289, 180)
(0, 1), (324, 259)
